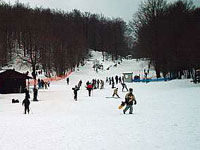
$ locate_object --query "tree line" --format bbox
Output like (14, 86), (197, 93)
(0, 1), (129, 77)
(130, 0), (200, 79)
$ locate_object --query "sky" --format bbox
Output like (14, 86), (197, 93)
(3, 0), (200, 22)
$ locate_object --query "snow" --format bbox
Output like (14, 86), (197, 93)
(0, 51), (200, 150)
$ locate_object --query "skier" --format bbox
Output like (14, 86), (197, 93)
(115, 75), (119, 84)
(121, 82), (128, 92)
(123, 88), (137, 114)
(78, 80), (82, 88)
(86, 83), (93, 96)
(112, 88), (120, 98)
(72, 85), (79, 101)
(100, 80), (104, 89)
(66, 78), (69, 85)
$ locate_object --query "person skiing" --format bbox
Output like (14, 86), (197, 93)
(78, 80), (82, 88)
(22, 98), (30, 114)
(112, 88), (120, 98)
(72, 85), (79, 101)
(86, 83), (93, 96)
(123, 88), (137, 114)
(66, 78), (69, 85)
(121, 82), (128, 92)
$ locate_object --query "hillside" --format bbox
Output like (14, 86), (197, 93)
(0, 51), (200, 150)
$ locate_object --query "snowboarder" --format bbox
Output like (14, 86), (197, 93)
(112, 88), (120, 98)
(72, 85), (79, 101)
(123, 88), (137, 114)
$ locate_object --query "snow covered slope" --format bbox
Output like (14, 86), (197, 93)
(0, 51), (200, 150)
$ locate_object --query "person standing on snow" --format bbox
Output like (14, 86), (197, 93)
(66, 78), (69, 85)
(22, 88), (30, 114)
(22, 98), (30, 114)
(86, 83), (93, 96)
(123, 88), (137, 114)
(72, 85), (80, 101)
(100, 80), (104, 89)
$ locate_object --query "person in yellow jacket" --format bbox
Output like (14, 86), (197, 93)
(112, 88), (120, 98)
(123, 88), (137, 114)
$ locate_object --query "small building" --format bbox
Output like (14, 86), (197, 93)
(123, 72), (133, 83)
(0, 69), (32, 94)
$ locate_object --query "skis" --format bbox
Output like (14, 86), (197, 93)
(105, 97), (121, 99)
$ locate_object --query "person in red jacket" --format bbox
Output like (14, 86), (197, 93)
(87, 83), (93, 96)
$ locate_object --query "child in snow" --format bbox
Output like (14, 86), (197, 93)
(22, 98), (30, 114)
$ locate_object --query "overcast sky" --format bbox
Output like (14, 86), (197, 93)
(3, 0), (200, 22)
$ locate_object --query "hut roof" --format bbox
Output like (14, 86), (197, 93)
(0, 69), (32, 79)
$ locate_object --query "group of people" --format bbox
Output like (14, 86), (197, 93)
(38, 79), (50, 89)
(71, 76), (137, 115)
(106, 75), (125, 88)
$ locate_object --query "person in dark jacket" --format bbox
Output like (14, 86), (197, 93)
(66, 78), (69, 85)
(23, 88), (30, 114)
(25, 88), (30, 99)
(123, 88), (137, 114)
(22, 98), (30, 114)
(72, 85), (79, 101)
(121, 82), (128, 92)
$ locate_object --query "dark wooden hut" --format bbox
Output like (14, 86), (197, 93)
(0, 69), (32, 94)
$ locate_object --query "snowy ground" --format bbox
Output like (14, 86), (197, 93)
(0, 51), (200, 150)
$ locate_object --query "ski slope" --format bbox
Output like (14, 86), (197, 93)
(0, 51), (200, 150)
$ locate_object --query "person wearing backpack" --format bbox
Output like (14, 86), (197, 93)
(123, 88), (137, 114)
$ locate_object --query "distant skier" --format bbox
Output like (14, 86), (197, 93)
(66, 78), (69, 85)
(100, 80), (104, 89)
(112, 88), (120, 98)
(72, 85), (80, 101)
(123, 88), (137, 114)
(78, 80), (82, 88)
(121, 82), (128, 92)
(115, 75), (119, 84)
